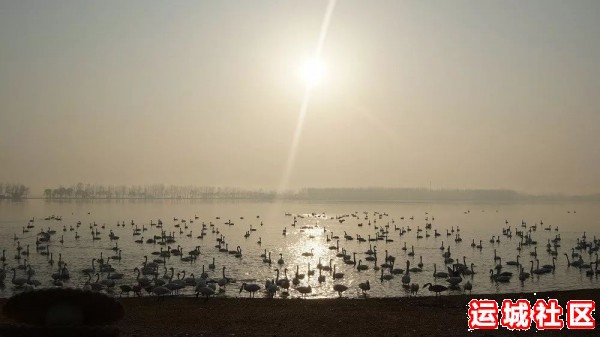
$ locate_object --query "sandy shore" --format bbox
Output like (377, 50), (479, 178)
(0, 289), (598, 337)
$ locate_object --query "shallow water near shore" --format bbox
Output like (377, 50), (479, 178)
(0, 199), (598, 298)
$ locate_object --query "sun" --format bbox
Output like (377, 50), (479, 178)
(300, 58), (326, 87)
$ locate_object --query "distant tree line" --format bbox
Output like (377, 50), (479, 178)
(42, 183), (277, 199)
(22, 184), (600, 201)
(37, 184), (550, 202)
(295, 187), (524, 202)
(0, 183), (30, 199)
(295, 188), (600, 202)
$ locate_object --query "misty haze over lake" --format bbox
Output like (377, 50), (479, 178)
(1, 1), (600, 196)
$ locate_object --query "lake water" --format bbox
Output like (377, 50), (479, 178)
(0, 199), (598, 298)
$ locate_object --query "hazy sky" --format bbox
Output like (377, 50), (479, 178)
(1, 1), (600, 195)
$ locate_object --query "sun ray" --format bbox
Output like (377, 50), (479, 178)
(277, 0), (337, 195)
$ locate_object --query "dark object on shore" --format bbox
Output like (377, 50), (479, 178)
(0, 288), (124, 337)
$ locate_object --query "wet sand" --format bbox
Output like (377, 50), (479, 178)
(0, 288), (598, 337)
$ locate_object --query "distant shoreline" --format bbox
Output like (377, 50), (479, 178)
(4, 196), (600, 204)
(4, 185), (600, 202)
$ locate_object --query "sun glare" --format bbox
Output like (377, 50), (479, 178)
(301, 58), (326, 87)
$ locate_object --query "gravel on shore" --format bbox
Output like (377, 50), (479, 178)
(0, 288), (598, 337)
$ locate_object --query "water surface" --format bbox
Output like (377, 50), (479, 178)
(0, 199), (598, 298)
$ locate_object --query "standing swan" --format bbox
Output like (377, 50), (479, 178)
(358, 280), (370, 295)
(333, 284), (348, 297)
(422, 283), (448, 297)
(239, 282), (261, 297)
(410, 283), (419, 296)
(218, 266), (230, 288)
(401, 261), (411, 286)
(296, 284), (312, 297)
